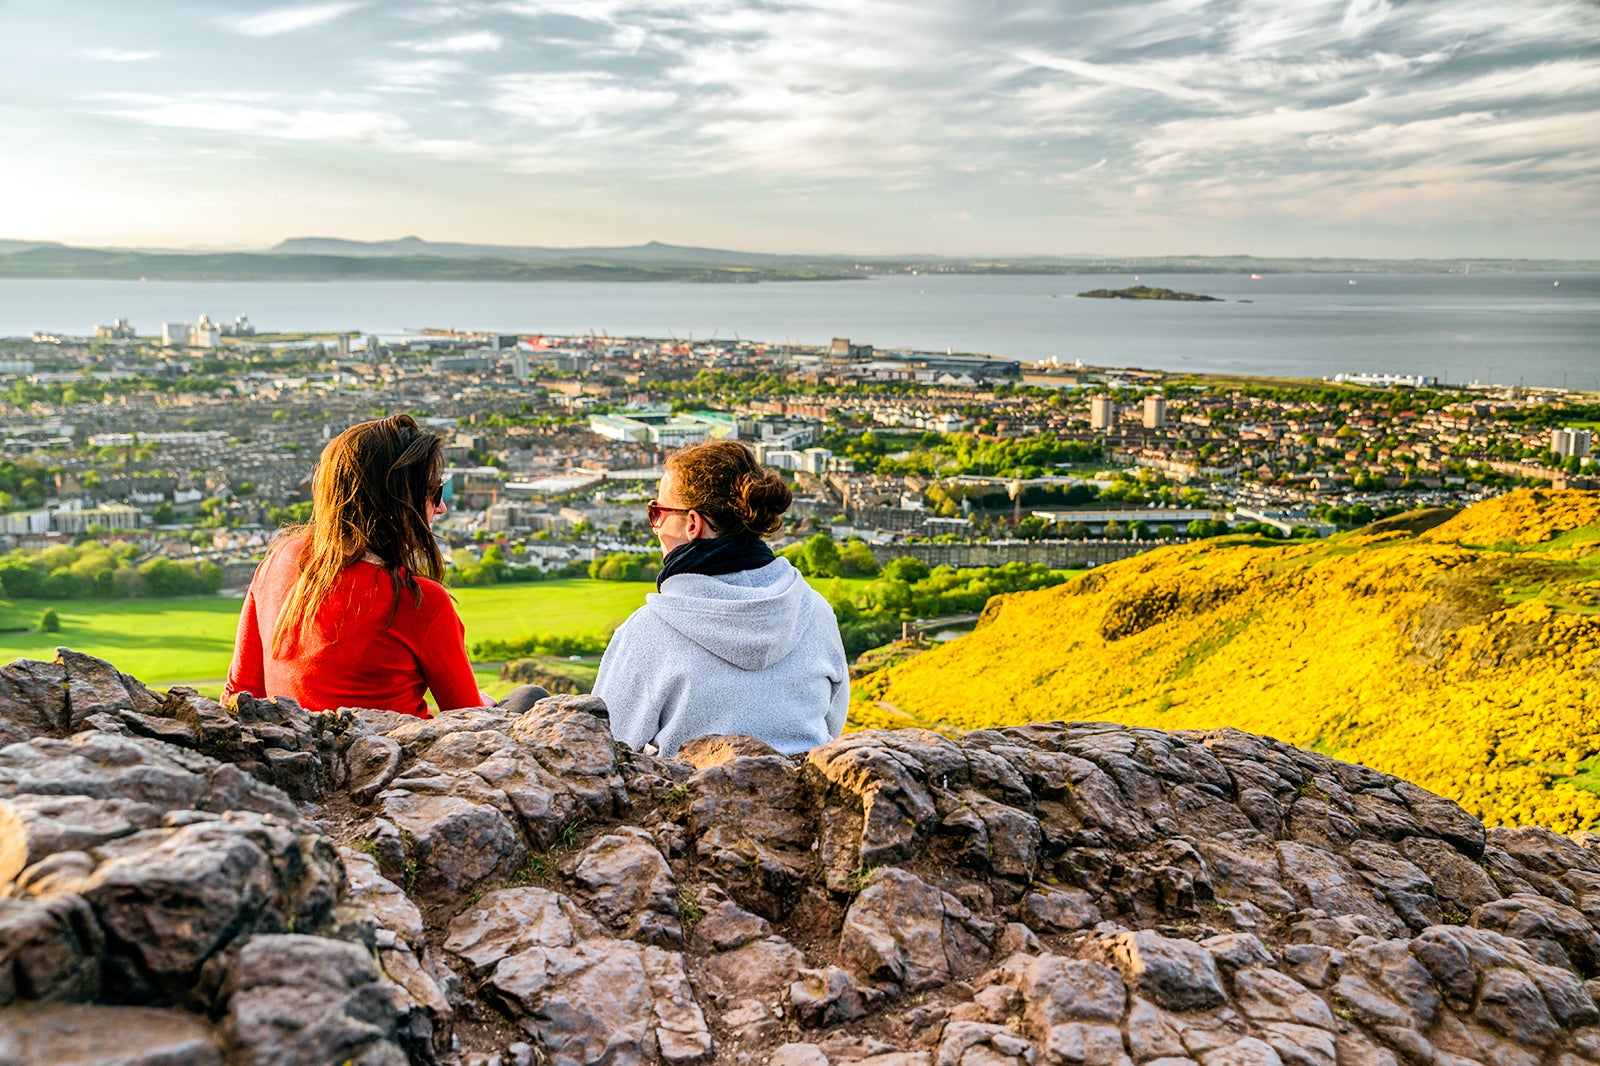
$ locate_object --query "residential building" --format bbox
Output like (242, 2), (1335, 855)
(829, 338), (875, 359)
(94, 317), (137, 340)
(51, 504), (140, 534)
(1143, 395), (1167, 429)
(1090, 396), (1117, 431)
(0, 510), (52, 535)
(1552, 427), (1593, 460)
(801, 447), (834, 474)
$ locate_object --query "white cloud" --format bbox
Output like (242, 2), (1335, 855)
(90, 88), (501, 163)
(409, 31), (503, 53)
(367, 58), (466, 92)
(95, 92), (405, 142)
(84, 47), (161, 62)
(225, 2), (369, 37)
(35, 0), (1600, 251)
(1013, 49), (1223, 105)
(491, 73), (676, 128)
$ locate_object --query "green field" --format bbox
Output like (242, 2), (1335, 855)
(0, 575), (877, 690)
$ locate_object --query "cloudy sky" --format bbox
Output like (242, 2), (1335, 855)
(2, 0), (1597, 256)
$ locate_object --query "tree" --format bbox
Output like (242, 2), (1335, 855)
(801, 534), (841, 578)
(837, 540), (880, 577)
(881, 556), (930, 584)
(0, 562), (44, 599)
(479, 544), (508, 582)
(590, 552), (648, 582)
(1015, 516), (1050, 540)
(38, 607), (59, 633)
(778, 542), (810, 574)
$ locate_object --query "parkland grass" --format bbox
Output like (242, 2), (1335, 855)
(0, 574), (868, 689)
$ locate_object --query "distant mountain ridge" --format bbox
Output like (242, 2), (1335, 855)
(0, 240), (64, 255)
(267, 236), (856, 270)
(0, 243), (856, 283)
(1, 237), (1596, 279)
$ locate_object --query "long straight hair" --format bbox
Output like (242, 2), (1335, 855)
(270, 413), (446, 657)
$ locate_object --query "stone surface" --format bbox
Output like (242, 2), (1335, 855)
(444, 887), (603, 975)
(8, 659), (1600, 1066)
(1096, 930), (1226, 1012)
(1022, 888), (1101, 934)
(0, 1002), (223, 1066)
(488, 933), (711, 1066)
(0, 893), (103, 1006)
(561, 825), (681, 945)
(840, 867), (996, 992)
(937, 1021), (1035, 1066)
(377, 789), (526, 898)
(223, 934), (407, 1065)
(686, 753), (815, 917)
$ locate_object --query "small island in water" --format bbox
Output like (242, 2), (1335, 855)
(1077, 284), (1219, 301)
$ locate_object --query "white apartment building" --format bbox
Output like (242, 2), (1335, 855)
(1552, 427), (1594, 460)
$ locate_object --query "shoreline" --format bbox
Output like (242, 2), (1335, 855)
(4, 272), (1596, 392)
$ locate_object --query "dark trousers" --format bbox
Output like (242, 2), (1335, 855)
(498, 684), (550, 716)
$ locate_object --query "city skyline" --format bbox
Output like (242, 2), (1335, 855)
(2, 0), (1598, 258)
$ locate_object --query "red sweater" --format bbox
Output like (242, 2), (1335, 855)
(222, 538), (482, 717)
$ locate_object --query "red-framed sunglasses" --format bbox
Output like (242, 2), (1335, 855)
(646, 500), (690, 528)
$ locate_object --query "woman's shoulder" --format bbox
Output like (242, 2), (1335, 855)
(252, 534), (306, 584)
(607, 599), (668, 643)
(408, 572), (457, 612)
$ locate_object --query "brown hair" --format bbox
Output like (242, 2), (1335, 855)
(270, 413), (446, 656)
(665, 440), (792, 538)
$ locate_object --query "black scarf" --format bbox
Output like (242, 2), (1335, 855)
(656, 533), (777, 590)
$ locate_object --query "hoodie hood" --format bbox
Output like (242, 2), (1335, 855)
(645, 557), (815, 671)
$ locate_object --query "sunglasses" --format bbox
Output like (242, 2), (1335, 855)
(646, 500), (690, 528)
(428, 480), (444, 507)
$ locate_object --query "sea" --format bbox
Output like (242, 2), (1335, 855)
(3, 272), (1597, 390)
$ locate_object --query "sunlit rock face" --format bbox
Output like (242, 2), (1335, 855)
(5, 648), (1600, 1066)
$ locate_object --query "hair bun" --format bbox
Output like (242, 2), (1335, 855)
(731, 468), (793, 537)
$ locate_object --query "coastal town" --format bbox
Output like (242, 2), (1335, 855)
(2, 314), (1596, 589)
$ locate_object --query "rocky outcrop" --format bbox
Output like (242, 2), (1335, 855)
(6, 650), (1600, 1066)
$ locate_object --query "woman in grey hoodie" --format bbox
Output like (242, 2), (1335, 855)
(593, 441), (849, 757)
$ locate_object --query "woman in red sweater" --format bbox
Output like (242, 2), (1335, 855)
(223, 413), (543, 718)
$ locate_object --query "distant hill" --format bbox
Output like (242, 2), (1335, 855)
(853, 489), (1600, 834)
(0, 245), (855, 283)
(2, 237), (1597, 279)
(0, 240), (64, 256)
(267, 236), (861, 271)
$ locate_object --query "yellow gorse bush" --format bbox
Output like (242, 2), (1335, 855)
(852, 489), (1600, 833)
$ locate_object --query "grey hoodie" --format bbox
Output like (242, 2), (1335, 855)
(592, 558), (849, 757)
